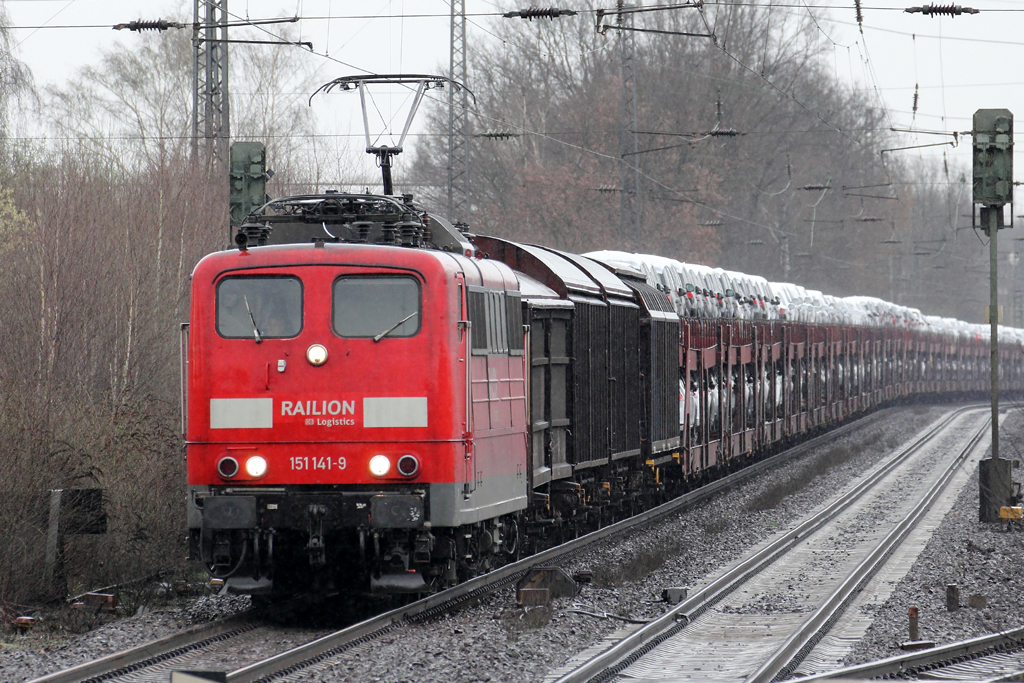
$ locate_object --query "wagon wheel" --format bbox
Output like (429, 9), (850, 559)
(504, 516), (523, 562)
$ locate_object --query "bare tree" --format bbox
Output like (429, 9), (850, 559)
(411, 1), (914, 297)
(0, 3), (34, 146)
(44, 31), (192, 175)
(230, 26), (323, 192)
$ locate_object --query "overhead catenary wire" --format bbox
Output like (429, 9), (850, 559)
(19, 5), (1015, 139)
(1, 1), (917, 244)
(14, 2), (1024, 33)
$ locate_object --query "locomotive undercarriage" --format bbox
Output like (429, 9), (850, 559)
(191, 465), (678, 599)
(522, 461), (672, 548)
(189, 427), (836, 601)
(190, 485), (525, 597)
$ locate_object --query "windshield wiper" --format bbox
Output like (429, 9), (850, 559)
(373, 311), (418, 343)
(243, 295), (262, 344)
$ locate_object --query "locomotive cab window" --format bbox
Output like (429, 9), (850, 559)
(217, 276), (303, 339)
(333, 276), (421, 338)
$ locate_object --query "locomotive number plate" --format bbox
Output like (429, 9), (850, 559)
(289, 456), (347, 471)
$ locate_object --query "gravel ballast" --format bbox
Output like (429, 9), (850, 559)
(842, 407), (1024, 665)
(5, 404), (1021, 683)
(0, 594), (251, 682)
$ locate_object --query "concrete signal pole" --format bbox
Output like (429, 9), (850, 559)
(972, 108), (1014, 522)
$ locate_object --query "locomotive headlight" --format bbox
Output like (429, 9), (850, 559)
(306, 344), (328, 366)
(217, 456), (239, 479)
(368, 454), (391, 477)
(397, 454), (420, 477)
(245, 455), (268, 478)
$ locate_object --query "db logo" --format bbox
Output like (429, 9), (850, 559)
(305, 418), (315, 425)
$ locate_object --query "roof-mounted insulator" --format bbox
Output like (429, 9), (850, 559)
(112, 18), (184, 32)
(904, 4), (979, 15)
(474, 131), (522, 139)
(503, 7), (579, 19)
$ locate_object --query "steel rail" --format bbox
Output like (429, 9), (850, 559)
(793, 624), (1024, 681)
(549, 405), (984, 683)
(226, 406), (919, 683)
(747, 414), (992, 683)
(24, 611), (258, 683)
(28, 405), (945, 683)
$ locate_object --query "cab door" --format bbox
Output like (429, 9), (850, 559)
(456, 273), (475, 497)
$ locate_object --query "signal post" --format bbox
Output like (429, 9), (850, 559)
(973, 109), (1014, 522)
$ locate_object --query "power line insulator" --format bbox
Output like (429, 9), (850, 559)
(503, 7), (579, 20)
(474, 131), (522, 140)
(112, 18), (184, 32)
(904, 4), (979, 16)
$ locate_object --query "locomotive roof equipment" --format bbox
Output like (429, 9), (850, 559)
(236, 192), (475, 256)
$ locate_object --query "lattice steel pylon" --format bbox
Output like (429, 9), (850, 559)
(192, 0), (230, 168)
(447, 0), (470, 224)
(618, 1), (641, 249)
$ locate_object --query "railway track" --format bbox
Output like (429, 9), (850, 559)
(27, 405), (962, 683)
(796, 624), (1024, 681)
(547, 405), (993, 683)
(23, 611), (259, 683)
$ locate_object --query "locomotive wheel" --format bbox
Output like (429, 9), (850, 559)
(504, 516), (523, 562)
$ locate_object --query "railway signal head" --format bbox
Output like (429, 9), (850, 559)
(973, 109), (1013, 207)
(229, 142), (269, 227)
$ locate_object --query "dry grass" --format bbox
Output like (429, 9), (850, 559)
(593, 544), (673, 588)
(742, 429), (899, 513)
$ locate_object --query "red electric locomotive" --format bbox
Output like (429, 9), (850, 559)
(184, 195), (531, 595)
(184, 195), (1024, 600)
(183, 75), (1024, 600)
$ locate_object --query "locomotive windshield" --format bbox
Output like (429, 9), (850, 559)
(333, 276), (420, 338)
(217, 276), (303, 339)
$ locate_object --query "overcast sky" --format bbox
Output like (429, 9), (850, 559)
(6, 0), (1024, 183)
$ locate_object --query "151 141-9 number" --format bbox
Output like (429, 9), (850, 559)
(290, 456), (347, 471)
